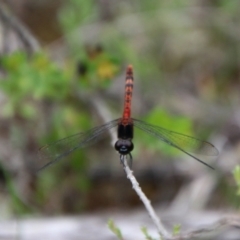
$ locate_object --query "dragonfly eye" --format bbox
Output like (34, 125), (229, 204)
(115, 139), (134, 155)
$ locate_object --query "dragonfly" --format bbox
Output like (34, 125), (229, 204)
(38, 65), (218, 171)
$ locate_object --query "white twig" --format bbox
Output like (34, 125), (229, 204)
(120, 155), (240, 240)
(120, 155), (171, 239)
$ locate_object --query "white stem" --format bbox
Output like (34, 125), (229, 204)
(120, 155), (171, 239)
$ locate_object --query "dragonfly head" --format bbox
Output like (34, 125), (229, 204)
(115, 139), (134, 155)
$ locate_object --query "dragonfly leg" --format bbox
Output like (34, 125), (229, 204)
(120, 154), (133, 169)
(120, 155), (125, 166)
(128, 153), (133, 169)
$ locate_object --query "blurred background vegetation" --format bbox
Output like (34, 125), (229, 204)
(0, 0), (240, 220)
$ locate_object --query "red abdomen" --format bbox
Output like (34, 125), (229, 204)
(122, 65), (134, 124)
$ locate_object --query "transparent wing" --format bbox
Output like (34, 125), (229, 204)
(37, 119), (120, 172)
(132, 118), (218, 169)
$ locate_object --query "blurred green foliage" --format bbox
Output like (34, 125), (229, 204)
(233, 165), (240, 196)
(0, 47), (121, 213)
(135, 108), (194, 158)
(1, 163), (32, 214)
(0, 52), (70, 116)
(59, 0), (96, 31)
(76, 44), (120, 89)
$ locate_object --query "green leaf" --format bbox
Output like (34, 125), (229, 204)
(233, 165), (240, 196)
(141, 226), (156, 240)
(173, 224), (181, 235)
(108, 219), (123, 240)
